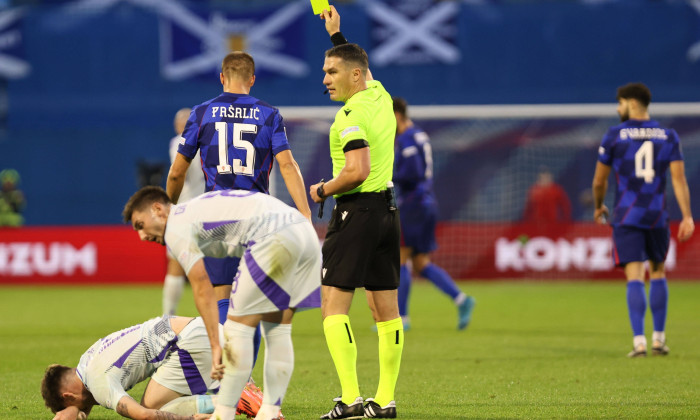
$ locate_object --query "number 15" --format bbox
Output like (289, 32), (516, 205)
(215, 121), (257, 176)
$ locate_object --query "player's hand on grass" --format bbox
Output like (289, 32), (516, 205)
(678, 217), (695, 242)
(594, 205), (608, 224)
(320, 5), (340, 36)
(210, 344), (224, 381)
(52, 406), (82, 420)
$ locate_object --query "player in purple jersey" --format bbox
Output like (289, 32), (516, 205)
(592, 82), (695, 358)
(392, 98), (475, 331)
(166, 51), (311, 328)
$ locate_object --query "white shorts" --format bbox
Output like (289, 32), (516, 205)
(151, 318), (223, 395)
(228, 221), (321, 317)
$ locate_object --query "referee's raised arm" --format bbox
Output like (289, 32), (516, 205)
(314, 7), (403, 420)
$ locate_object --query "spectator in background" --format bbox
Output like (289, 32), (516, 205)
(163, 107), (206, 317)
(392, 97), (476, 332)
(523, 167), (571, 225)
(0, 168), (25, 227)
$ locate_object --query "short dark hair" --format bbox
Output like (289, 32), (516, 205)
(616, 82), (651, 107)
(122, 186), (171, 223)
(41, 364), (71, 414)
(221, 51), (255, 80)
(392, 97), (408, 117)
(325, 43), (369, 73)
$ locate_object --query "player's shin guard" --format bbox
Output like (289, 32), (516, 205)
(626, 280), (646, 337)
(162, 274), (185, 316)
(214, 321), (256, 419)
(255, 321), (293, 419)
(397, 265), (411, 317)
(649, 278), (668, 333)
(323, 314), (361, 404)
(374, 318), (404, 407)
(421, 264), (461, 300)
(217, 299), (229, 325)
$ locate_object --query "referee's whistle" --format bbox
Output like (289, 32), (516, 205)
(317, 178), (325, 219)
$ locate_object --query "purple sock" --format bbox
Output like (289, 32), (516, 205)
(421, 263), (461, 300)
(649, 278), (668, 332)
(398, 264), (411, 317)
(217, 299), (229, 325)
(626, 280), (646, 336)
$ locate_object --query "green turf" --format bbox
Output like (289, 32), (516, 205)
(2, 281), (699, 419)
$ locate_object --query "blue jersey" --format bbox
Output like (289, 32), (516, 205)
(394, 126), (438, 253)
(394, 126), (434, 205)
(178, 93), (290, 193)
(598, 119), (683, 229)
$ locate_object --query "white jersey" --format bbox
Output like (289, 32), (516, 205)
(169, 135), (206, 203)
(165, 190), (308, 275)
(76, 317), (177, 410)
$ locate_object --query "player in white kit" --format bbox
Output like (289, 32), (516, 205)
(122, 186), (321, 420)
(164, 107), (206, 316)
(41, 316), (218, 420)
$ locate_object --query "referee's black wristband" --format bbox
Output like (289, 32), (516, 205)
(330, 32), (348, 46)
(317, 183), (326, 200)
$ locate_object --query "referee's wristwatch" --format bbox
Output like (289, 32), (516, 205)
(317, 182), (326, 200)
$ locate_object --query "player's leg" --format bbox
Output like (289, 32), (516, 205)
(148, 318), (217, 413)
(397, 247), (412, 328)
(141, 379), (186, 410)
(412, 253), (475, 330)
(365, 289), (402, 419)
(205, 257), (238, 324)
(255, 309), (296, 420)
(363, 206), (402, 418)
(212, 313), (264, 420)
(320, 197), (377, 417)
(646, 227), (671, 355)
(207, 256), (263, 366)
(614, 226), (650, 357)
(163, 256), (186, 316)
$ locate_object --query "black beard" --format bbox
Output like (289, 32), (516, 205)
(619, 113), (629, 122)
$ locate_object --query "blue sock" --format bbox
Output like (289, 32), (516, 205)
(626, 280), (646, 336)
(649, 278), (668, 332)
(421, 263), (461, 300)
(217, 299), (229, 325)
(252, 324), (262, 366)
(398, 264), (411, 317)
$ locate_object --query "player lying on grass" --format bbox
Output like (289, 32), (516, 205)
(41, 316), (265, 420)
(123, 186), (321, 420)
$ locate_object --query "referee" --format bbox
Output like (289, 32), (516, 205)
(310, 6), (402, 420)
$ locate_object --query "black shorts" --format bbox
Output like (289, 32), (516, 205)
(321, 192), (400, 291)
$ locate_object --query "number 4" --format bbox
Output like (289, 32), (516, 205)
(634, 140), (655, 184)
(215, 121), (257, 176)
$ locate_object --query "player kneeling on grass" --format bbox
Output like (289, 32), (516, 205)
(122, 186), (322, 420)
(41, 315), (265, 420)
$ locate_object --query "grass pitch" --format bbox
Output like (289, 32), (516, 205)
(1, 281), (699, 419)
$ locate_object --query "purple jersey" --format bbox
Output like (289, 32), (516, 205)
(178, 93), (290, 193)
(394, 126), (438, 253)
(394, 126), (434, 204)
(598, 119), (683, 229)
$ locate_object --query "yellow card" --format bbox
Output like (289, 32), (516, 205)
(310, 0), (330, 15)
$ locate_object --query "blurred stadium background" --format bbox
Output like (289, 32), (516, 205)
(1, 0), (699, 285)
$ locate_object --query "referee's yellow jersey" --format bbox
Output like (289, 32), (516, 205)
(328, 80), (396, 197)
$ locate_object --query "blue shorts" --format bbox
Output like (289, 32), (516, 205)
(203, 256), (241, 286)
(399, 200), (437, 255)
(612, 225), (670, 267)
